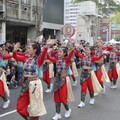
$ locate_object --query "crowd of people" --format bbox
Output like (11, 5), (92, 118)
(0, 38), (120, 120)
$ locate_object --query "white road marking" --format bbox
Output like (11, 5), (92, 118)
(0, 110), (17, 118)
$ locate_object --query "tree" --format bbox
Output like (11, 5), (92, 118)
(110, 11), (120, 24)
(73, 0), (98, 4)
(115, 35), (120, 41)
(35, 0), (47, 37)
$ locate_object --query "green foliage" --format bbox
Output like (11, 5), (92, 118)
(72, 0), (98, 4)
(115, 35), (120, 41)
(110, 11), (120, 24)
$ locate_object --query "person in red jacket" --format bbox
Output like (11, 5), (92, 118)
(0, 67), (10, 109)
(75, 46), (103, 108)
(68, 44), (78, 86)
(108, 44), (120, 88)
(13, 42), (48, 120)
(92, 39), (111, 95)
(47, 46), (74, 120)
(42, 47), (54, 93)
(0, 47), (12, 109)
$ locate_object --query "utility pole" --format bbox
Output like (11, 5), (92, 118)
(109, 22), (111, 40)
(106, 27), (109, 43)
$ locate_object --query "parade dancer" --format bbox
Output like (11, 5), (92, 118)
(70, 57), (78, 86)
(65, 43), (78, 86)
(42, 58), (53, 93)
(47, 46), (75, 120)
(69, 46), (78, 86)
(0, 67), (10, 109)
(0, 47), (12, 108)
(42, 44), (57, 93)
(13, 42), (47, 120)
(93, 39), (110, 95)
(75, 47), (103, 108)
(108, 44), (120, 88)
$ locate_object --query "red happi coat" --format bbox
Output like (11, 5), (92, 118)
(47, 50), (74, 103)
(13, 47), (48, 116)
(75, 50), (103, 94)
(0, 54), (13, 97)
(108, 50), (120, 80)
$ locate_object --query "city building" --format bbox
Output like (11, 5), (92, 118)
(64, 0), (101, 43)
(0, 0), (64, 45)
(43, 0), (64, 41)
(76, 1), (101, 45)
(64, 0), (79, 27)
(100, 15), (120, 42)
(64, 0), (80, 39)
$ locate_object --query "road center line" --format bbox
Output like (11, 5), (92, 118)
(0, 110), (17, 118)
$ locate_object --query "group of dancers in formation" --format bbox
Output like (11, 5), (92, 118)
(0, 38), (120, 120)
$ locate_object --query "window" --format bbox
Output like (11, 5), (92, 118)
(7, 2), (18, 9)
(102, 18), (108, 23)
(7, 0), (18, 2)
(21, 0), (30, 4)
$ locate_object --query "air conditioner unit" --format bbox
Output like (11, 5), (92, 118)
(0, 4), (4, 13)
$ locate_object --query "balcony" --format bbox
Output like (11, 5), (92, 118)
(21, 5), (30, 21)
(7, 2), (18, 19)
(6, 1), (36, 23)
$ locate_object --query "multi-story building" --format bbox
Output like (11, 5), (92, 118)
(100, 15), (120, 42)
(0, 0), (64, 45)
(64, 0), (101, 43)
(100, 15), (109, 41)
(64, 0), (79, 27)
(76, 1), (101, 44)
(43, 0), (64, 41)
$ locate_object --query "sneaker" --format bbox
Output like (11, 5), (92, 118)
(52, 113), (61, 120)
(78, 101), (85, 108)
(111, 85), (117, 89)
(45, 88), (51, 93)
(7, 81), (10, 85)
(111, 82), (113, 86)
(3, 99), (10, 109)
(73, 80), (77, 86)
(89, 98), (95, 105)
(102, 85), (105, 94)
(14, 84), (18, 89)
(64, 109), (71, 118)
(13, 81), (18, 89)
(94, 93), (99, 96)
(110, 85), (113, 88)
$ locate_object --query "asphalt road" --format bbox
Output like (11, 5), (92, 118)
(0, 70), (120, 120)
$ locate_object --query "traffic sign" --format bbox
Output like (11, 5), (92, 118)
(62, 24), (75, 38)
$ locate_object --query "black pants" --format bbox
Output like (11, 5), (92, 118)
(55, 102), (69, 114)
